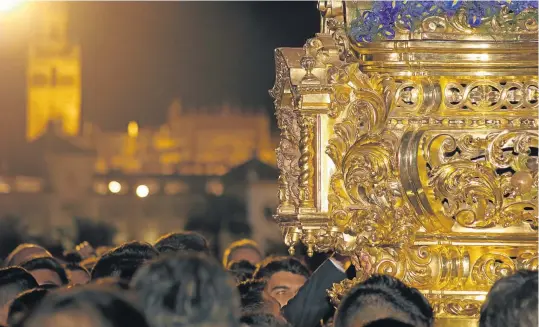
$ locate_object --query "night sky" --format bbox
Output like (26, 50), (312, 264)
(0, 1), (319, 153)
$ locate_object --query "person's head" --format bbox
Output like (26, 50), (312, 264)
(7, 288), (48, 326)
(480, 270), (538, 327)
(63, 263), (90, 286)
(223, 239), (263, 267)
(63, 251), (83, 264)
(19, 257), (69, 287)
(334, 275), (433, 327)
(3, 244), (52, 267)
(91, 241), (159, 282)
(0, 267), (38, 326)
(253, 256), (310, 307)
(130, 252), (240, 327)
(228, 260), (256, 283)
(14, 285), (149, 327)
(240, 313), (292, 327)
(153, 231), (210, 254)
(237, 279), (281, 318)
(363, 319), (414, 327)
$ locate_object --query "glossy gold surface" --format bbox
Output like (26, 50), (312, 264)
(271, 1), (538, 325)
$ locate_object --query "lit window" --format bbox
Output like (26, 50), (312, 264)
(0, 183), (10, 194)
(164, 181), (189, 195)
(15, 177), (42, 193)
(108, 181), (121, 194)
(206, 179), (223, 196)
(94, 182), (108, 195)
(136, 185), (150, 198)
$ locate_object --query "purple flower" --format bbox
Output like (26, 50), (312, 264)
(441, 1), (463, 16)
(374, 1), (401, 24)
(465, 1), (499, 27)
(507, 0), (538, 13)
(349, 11), (381, 42)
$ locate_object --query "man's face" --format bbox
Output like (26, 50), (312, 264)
(229, 248), (262, 265)
(30, 269), (63, 287)
(265, 271), (307, 307)
(67, 269), (90, 286)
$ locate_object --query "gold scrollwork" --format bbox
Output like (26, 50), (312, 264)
(516, 251), (538, 271)
(272, 51), (301, 213)
(394, 78), (441, 114)
(412, 6), (538, 40)
(471, 253), (516, 288)
(425, 131), (538, 229)
(444, 80), (538, 111)
(325, 64), (419, 251)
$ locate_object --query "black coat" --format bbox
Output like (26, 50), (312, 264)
(282, 259), (347, 327)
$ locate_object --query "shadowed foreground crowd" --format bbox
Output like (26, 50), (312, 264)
(0, 232), (536, 327)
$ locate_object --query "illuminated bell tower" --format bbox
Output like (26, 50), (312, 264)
(27, 2), (81, 141)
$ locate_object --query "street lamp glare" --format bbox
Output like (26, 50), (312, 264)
(136, 185), (149, 198)
(0, 0), (23, 13)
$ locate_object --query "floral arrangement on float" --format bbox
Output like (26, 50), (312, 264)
(348, 0), (539, 42)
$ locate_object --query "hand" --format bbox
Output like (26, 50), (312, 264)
(331, 253), (352, 271)
(75, 241), (96, 259)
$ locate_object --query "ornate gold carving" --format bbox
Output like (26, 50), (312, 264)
(325, 65), (419, 252)
(444, 79), (538, 112)
(425, 131), (538, 229)
(414, 6), (539, 40)
(272, 51), (301, 213)
(273, 2), (538, 325)
(471, 253), (516, 288)
(298, 114), (316, 208)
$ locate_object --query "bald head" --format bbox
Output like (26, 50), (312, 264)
(4, 245), (51, 267)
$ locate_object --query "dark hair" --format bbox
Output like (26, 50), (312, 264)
(14, 286), (149, 327)
(63, 263), (90, 274)
(335, 275), (433, 327)
(222, 239), (262, 267)
(237, 279), (266, 314)
(364, 318), (415, 327)
(480, 270), (538, 327)
(240, 313), (292, 327)
(91, 241), (159, 282)
(253, 256), (310, 280)
(153, 231), (210, 254)
(7, 288), (48, 326)
(63, 251), (83, 264)
(130, 253), (240, 327)
(20, 256), (69, 285)
(228, 260), (256, 283)
(0, 267), (38, 307)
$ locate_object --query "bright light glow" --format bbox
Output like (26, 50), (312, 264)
(108, 181), (122, 194)
(0, 0), (23, 12)
(127, 121), (138, 138)
(136, 184), (149, 198)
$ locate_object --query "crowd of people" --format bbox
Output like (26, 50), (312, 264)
(0, 232), (536, 327)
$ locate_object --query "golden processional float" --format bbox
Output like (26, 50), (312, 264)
(270, 1), (538, 326)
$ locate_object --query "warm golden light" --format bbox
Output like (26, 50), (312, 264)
(108, 181), (121, 194)
(136, 184), (149, 198)
(128, 121), (139, 138)
(0, 0), (23, 13)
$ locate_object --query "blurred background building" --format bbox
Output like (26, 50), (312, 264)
(0, 2), (284, 255)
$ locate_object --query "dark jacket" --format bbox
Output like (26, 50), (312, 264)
(282, 259), (347, 327)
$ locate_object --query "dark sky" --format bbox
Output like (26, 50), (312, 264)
(0, 1), (319, 152)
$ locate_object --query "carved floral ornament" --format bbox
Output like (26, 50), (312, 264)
(271, 1), (538, 322)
